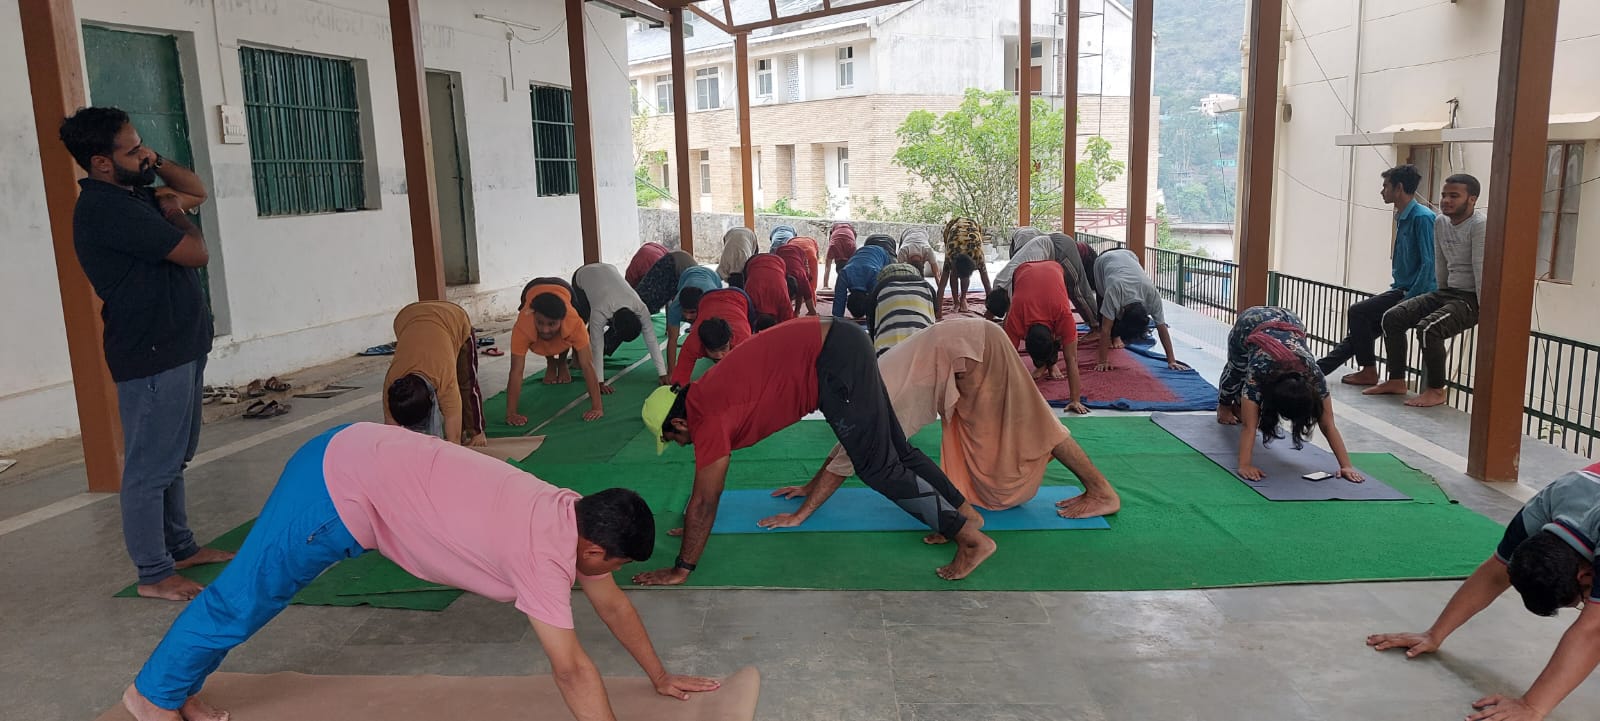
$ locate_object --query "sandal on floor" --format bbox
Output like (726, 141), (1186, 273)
(217, 388), (241, 405)
(246, 379), (266, 398)
(243, 400), (290, 419)
(263, 376), (291, 392)
(359, 343), (396, 356)
(476, 337), (496, 347)
(482, 347), (505, 357)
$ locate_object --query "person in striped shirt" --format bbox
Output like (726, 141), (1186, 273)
(868, 263), (937, 356)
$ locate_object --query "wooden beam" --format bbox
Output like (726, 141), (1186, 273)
(388, 0), (445, 301)
(685, 4), (736, 34)
(670, 7), (696, 255)
(588, 0), (671, 25)
(566, 0), (604, 263)
(1468, 0), (1560, 482)
(1062, 0), (1078, 234)
(722, 0), (734, 27)
(735, 34), (756, 229)
(1126, 0), (1153, 260)
(768, 0), (778, 21)
(1018, 0), (1031, 227)
(730, 0), (916, 33)
(1235, 0), (1282, 309)
(20, 0), (123, 492)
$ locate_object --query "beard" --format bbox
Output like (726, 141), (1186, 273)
(114, 162), (157, 187)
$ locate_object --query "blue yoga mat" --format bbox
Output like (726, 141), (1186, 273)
(710, 486), (1111, 534)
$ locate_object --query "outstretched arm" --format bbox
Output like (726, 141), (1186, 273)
(1157, 325), (1189, 370)
(1318, 397), (1363, 482)
(760, 458), (850, 529)
(1368, 556), (1510, 659)
(579, 574), (721, 700)
(528, 618), (616, 721)
(1063, 340), (1088, 415)
(574, 346), (606, 420)
(634, 457), (729, 585)
(1484, 602), (1600, 720)
(506, 355), (529, 425)
(1237, 399), (1262, 480)
(1095, 316), (1115, 370)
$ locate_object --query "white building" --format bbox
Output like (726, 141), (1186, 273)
(1270, 1), (1600, 344)
(0, 0), (639, 453)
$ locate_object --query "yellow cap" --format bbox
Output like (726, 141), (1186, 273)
(641, 385), (681, 455)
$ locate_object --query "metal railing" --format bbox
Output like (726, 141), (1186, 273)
(1149, 247), (1240, 325)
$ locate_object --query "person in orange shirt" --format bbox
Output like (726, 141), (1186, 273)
(506, 278), (606, 424)
(1003, 261), (1087, 415)
(383, 301), (486, 446)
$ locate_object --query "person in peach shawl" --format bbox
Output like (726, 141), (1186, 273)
(758, 317), (1121, 536)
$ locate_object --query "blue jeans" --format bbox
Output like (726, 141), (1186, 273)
(117, 357), (207, 585)
(134, 424), (364, 710)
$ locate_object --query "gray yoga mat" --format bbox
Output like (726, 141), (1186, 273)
(1150, 412), (1411, 501)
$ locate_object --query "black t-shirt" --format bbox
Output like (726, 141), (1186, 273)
(72, 179), (213, 381)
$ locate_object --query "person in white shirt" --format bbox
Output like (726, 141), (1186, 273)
(571, 263), (669, 389)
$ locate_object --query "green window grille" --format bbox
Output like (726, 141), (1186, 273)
(531, 85), (578, 197)
(239, 47), (367, 216)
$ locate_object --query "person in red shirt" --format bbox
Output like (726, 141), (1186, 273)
(1003, 262), (1087, 415)
(822, 223), (856, 288)
(773, 242), (819, 316)
(742, 254), (793, 328)
(669, 288), (755, 386)
(624, 242), (670, 287)
(636, 317), (997, 586)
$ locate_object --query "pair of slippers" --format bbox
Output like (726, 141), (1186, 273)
(243, 400), (290, 419)
(246, 377), (291, 398)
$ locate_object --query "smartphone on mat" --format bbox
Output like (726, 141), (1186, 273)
(1302, 471), (1333, 481)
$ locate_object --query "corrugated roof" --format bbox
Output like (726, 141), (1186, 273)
(627, 0), (903, 63)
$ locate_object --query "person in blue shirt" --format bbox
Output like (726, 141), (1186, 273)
(666, 266), (723, 369)
(833, 244), (892, 318)
(1315, 164), (1436, 385)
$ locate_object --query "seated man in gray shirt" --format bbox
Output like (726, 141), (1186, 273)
(1367, 460), (1600, 721)
(1365, 174), (1486, 407)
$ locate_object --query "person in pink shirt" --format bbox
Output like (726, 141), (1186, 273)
(119, 423), (718, 721)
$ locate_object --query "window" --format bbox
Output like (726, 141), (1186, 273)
(629, 79), (640, 114)
(531, 85), (577, 197)
(661, 162), (670, 187)
(837, 46), (854, 88)
(756, 59), (773, 98)
(1407, 144), (1444, 205)
(239, 46), (366, 216)
(836, 146), (849, 188)
(1031, 41), (1043, 59)
(655, 74), (673, 113)
(699, 150), (712, 195)
(1538, 142), (1585, 282)
(695, 67), (720, 110)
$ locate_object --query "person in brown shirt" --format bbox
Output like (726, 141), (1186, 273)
(384, 301), (486, 446)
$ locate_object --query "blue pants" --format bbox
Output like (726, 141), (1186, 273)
(134, 425), (365, 710)
(118, 357), (206, 585)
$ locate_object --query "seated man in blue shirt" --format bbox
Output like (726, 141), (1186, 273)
(1367, 460), (1600, 721)
(832, 244), (892, 318)
(1316, 164), (1436, 385)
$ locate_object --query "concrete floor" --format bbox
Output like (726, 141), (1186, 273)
(3, 303), (1598, 720)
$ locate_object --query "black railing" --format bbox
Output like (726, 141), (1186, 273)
(1149, 247), (1240, 325)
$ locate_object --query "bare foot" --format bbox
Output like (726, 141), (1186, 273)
(175, 547), (235, 570)
(1363, 379), (1408, 396)
(1340, 368), (1379, 386)
(137, 575), (204, 602)
(937, 529), (997, 581)
(123, 684), (183, 721)
(922, 533), (948, 545)
(1405, 388), (1449, 407)
(1216, 405), (1239, 425)
(181, 695), (230, 721)
(1057, 491), (1121, 518)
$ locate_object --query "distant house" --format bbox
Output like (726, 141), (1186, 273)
(626, 0), (1158, 239)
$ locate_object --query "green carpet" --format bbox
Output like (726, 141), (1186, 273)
(516, 416), (1508, 592)
(481, 316), (670, 438)
(114, 520), (463, 611)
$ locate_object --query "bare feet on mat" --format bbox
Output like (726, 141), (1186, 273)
(1363, 379), (1408, 396)
(122, 685), (182, 721)
(1405, 388), (1449, 407)
(937, 529), (996, 581)
(175, 547), (235, 570)
(181, 695), (230, 721)
(1057, 491), (1120, 518)
(922, 533), (948, 545)
(1340, 368), (1379, 386)
(136, 575), (203, 602)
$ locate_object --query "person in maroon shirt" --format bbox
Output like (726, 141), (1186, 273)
(773, 242), (819, 317)
(636, 317), (997, 585)
(742, 254), (794, 329)
(1002, 261), (1087, 414)
(669, 288), (755, 386)
(624, 242), (670, 287)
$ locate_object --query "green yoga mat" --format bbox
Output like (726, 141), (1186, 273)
(114, 520), (464, 611)
(520, 417), (1508, 592)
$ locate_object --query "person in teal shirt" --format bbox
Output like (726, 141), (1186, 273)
(1316, 164), (1436, 384)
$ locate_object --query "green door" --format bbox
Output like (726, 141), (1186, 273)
(82, 25), (216, 326)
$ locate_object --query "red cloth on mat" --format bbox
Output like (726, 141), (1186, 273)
(1023, 332), (1178, 404)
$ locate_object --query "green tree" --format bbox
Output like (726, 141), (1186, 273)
(892, 88), (1125, 233)
(635, 150), (669, 207)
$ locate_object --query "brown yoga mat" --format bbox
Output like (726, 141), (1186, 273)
(469, 435), (546, 462)
(97, 666), (760, 721)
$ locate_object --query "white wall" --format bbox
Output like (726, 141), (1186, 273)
(805, 41), (872, 100)
(1272, 1), (1600, 344)
(0, 0), (638, 453)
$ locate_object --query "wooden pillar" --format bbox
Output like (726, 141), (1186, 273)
(1126, 0), (1153, 259)
(21, 0), (124, 492)
(566, 0), (603, 263)
(735, 33), (756, 229)
(1062, 0), (1078, 233)
(670, 8), (695, 255)
(1235, 0), (1282, 309)
(1468, 0), (1560, 482)
(1018, 0), (1031, 227)
(388, 0), (444, 301)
